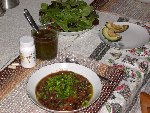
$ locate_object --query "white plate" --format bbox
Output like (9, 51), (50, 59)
(26, 63), (102, 112)
(99, 22), (150, 49)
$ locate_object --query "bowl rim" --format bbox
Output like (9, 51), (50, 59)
(26, 63), (102, 112)
(45, 24), (95, 36)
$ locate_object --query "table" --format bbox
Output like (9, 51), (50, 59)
(99, 0), (150, 23)
(0, 0), (150, 113)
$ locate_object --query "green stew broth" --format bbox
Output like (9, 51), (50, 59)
(36, 71), (93, 111)
(32, 28), (58, 60)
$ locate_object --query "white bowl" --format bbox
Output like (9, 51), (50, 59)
(26, 63), (102, 112)
(58, 25), (96, 36)
(59, 28), (91, 36)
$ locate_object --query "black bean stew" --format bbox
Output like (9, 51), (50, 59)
(36, 71), (93, 111)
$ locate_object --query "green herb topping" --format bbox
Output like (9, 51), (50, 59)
(44, 72), (79, 99)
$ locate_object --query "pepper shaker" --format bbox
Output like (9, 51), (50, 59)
(0, 1), (6, 16)
(20, 36), (36, 68)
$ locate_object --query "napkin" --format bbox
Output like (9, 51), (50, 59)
(97, 63), (125, 83)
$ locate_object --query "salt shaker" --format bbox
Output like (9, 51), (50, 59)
(20, 36), (36, 68)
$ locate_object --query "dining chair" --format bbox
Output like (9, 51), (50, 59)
(140, 92), (150, 113)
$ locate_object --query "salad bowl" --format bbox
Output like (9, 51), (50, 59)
(39, 0), (99, 36)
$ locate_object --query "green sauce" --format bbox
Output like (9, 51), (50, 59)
(32, 28), (58, 60)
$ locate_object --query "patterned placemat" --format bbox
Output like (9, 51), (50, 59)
(98, 0), (150, 22)
(0, 51), (125, 112)
(81, 69), (124, 112)
(90, 0), (109, 10)
(0, 57), (42, 100)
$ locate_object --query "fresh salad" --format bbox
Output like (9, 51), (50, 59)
(39, 0), (99, 32)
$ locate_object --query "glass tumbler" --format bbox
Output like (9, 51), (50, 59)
(32, 26), (58, 60)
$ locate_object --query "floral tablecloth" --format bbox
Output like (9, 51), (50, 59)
(99, 17), (150, 113)
(66, 11), (150, 113)
(99, 43), (150, 113)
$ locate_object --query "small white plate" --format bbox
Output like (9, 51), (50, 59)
(99, 22), (150, 49)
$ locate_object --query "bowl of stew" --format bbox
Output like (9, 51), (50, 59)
(26, 63), (102, 112)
